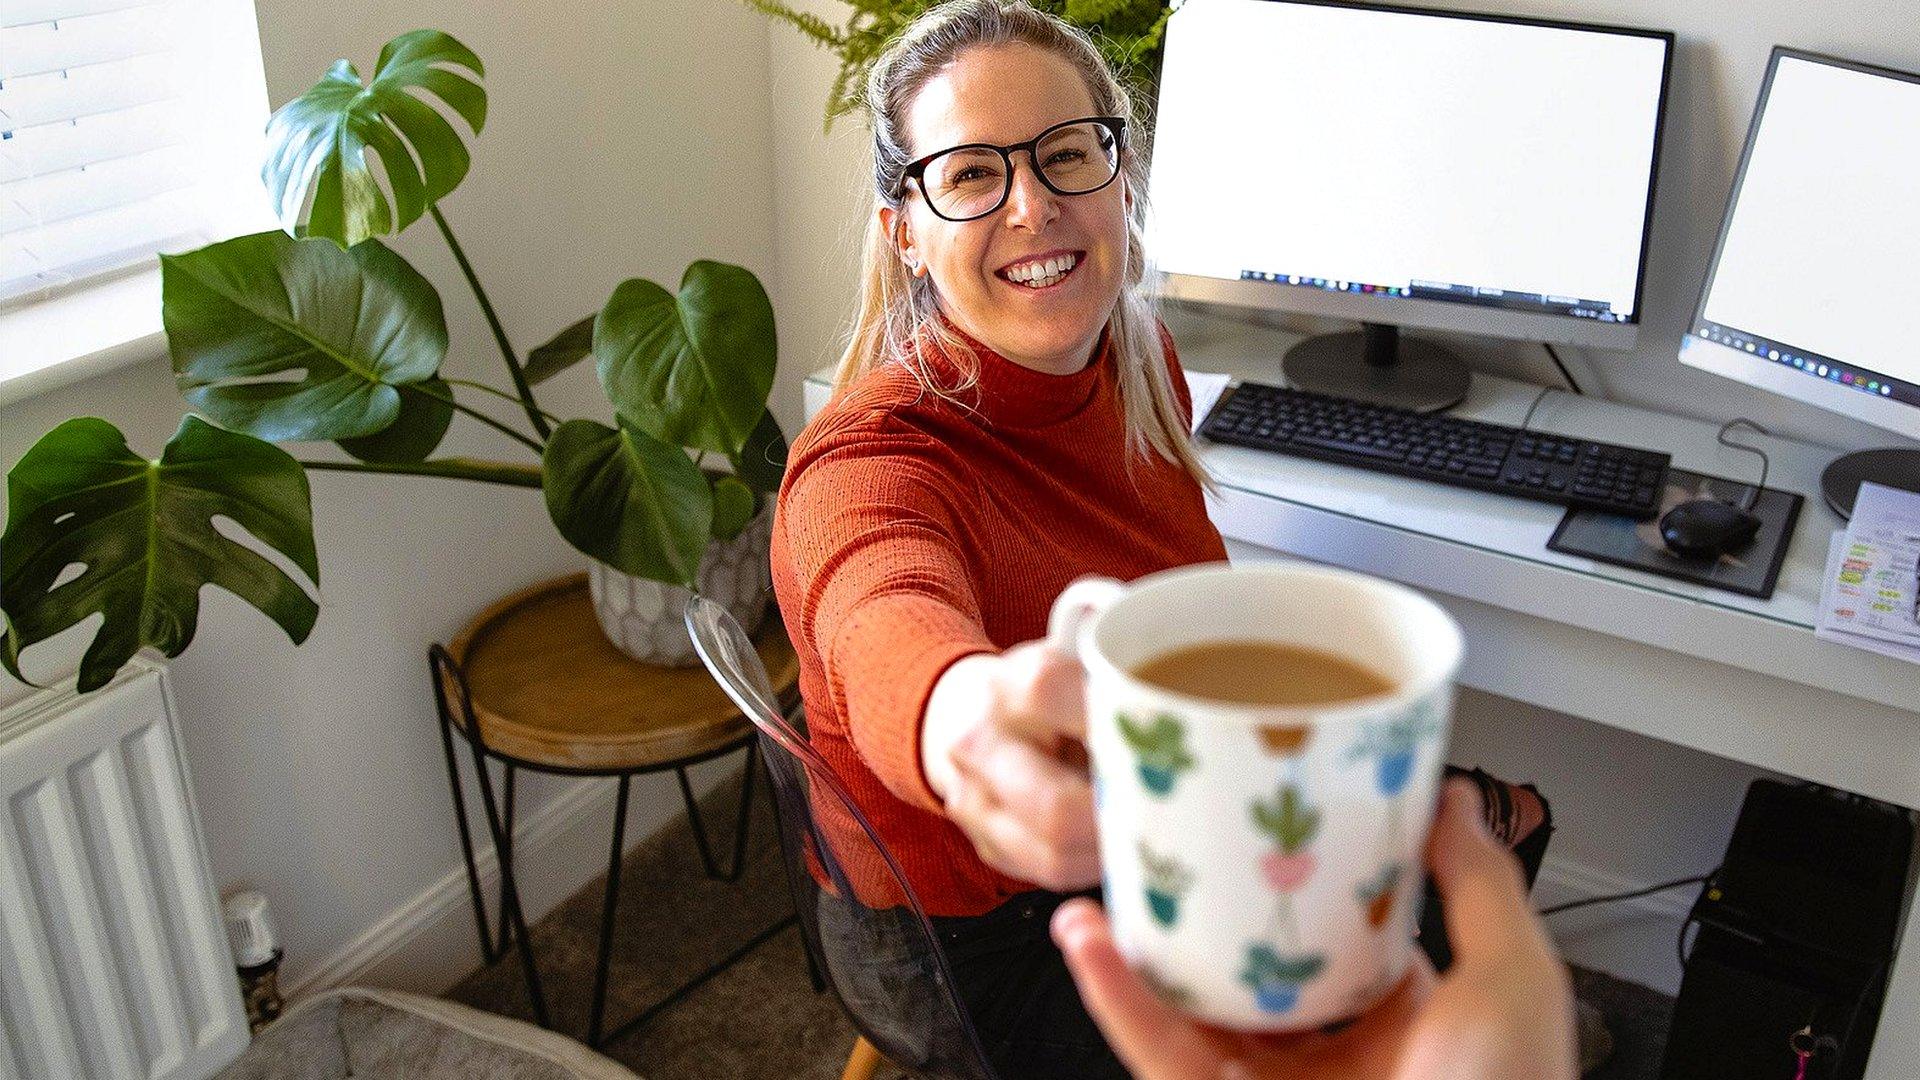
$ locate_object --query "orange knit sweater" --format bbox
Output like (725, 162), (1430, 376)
(770, 324), (1227, 917)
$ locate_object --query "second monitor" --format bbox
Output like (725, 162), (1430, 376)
(1147, 0), (1673, 410)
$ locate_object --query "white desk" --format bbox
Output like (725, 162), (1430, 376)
(803, 312), (1920, 1078)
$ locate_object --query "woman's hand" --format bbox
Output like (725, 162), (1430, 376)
(922, 641), (1101, 891)
(1051, 779), (1578, 1080)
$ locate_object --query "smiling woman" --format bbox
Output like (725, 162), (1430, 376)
(769, 3), (1223, 1077)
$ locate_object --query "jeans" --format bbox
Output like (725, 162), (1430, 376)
(933, 888), (1131, 1080)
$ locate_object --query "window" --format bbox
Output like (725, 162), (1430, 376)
(0, 0), (272, 389)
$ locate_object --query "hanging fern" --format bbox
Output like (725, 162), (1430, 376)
(747, 0), (1178, 130)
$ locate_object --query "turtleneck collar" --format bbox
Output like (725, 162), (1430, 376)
(909, 316), (1113, 429)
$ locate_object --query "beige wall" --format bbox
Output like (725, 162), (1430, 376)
(0, 0), (776, 993)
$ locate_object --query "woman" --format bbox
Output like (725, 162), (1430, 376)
(770, 2), (1558, 1076)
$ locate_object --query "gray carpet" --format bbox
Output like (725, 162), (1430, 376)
(448, 766), (1674, 1078)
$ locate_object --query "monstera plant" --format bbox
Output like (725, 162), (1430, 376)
(747, 0), (1177, 129)
(0, 30), (784, 693)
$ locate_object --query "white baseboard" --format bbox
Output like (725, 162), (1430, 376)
(285, 756), (739, 1000)
(1535, 854), (1700, 997)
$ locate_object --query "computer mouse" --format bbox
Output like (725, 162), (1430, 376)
(1659, 498), (1763, 560)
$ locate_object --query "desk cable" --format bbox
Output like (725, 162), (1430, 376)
(1520, 343), (1588, 433)
(1538, 871), (1713, 918)
(1718, 418), (1772, 511)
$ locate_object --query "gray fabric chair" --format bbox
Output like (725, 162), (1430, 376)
(213, 987), (644, 1080)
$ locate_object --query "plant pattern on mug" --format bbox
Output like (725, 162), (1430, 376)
(1117, 711), (1195, 796)
(1356, 863), (1406, 929)
(1137, 960), (1198, 1010)
(1240, 944), (1327, 1015)
(1346, 698), (1444, 797)
(1257, 721), (1312, 757)
(1251, 782), (1320, 949)
(1139, 841), (1194, 928)
(1347, 697), (1441, 931)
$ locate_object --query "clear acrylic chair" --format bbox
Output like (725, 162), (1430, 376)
(685, 596), (999, 1080)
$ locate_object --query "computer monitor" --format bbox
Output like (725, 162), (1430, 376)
(1678, 48), (1920, 517)
(1146, 0), (1673, 411)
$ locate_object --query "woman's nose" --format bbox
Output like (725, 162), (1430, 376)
(1002, 154), (1060, 229)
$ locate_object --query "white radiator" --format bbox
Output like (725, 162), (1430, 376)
(0, 659), (248, 1080)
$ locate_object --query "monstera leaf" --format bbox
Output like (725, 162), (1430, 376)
(262, 29), (486, 247)
(0, 417), (319, 693)
(162, 230), (448, 445)
(524, 315), (594, 385)
(731, 409), (788, 494)
(336, 378), (454, 463)
(542, 419), (712, 588)
(592, 262), (777, 456)
(708, 475), (756, 542)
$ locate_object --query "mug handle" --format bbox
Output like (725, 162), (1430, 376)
(1047, 577), (1128, 659)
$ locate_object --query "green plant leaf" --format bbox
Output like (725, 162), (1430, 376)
(162, 231), (448, 443)
(0, 417), (319, 693)
(524, 315), (595, 385)
(709, 475), (757, 542)
(593, 261), (777, 456)
(336, 378), (454, 463)
(731, 409), (788, 494)
(262, 29), (486, 247)
(542, 418), (712, 588)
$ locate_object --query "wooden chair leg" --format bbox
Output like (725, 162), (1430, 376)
(839, 1036), (884, 1080)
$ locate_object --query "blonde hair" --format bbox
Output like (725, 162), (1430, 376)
(835, 0), (1209, 486)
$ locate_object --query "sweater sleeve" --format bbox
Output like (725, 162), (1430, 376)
(776, 416), (995, 813)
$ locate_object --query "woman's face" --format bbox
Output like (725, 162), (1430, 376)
(883, 43), (1130, 375)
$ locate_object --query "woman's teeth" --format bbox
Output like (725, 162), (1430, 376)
(1005, 254), (1078, 288)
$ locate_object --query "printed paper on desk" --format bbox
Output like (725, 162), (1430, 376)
(1183, 370), (1232, 434)
(1818, 532), (1920, 663)
(1827, 482), (1920, 647)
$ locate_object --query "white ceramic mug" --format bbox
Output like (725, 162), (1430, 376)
(1050, 561), (1464, 1033)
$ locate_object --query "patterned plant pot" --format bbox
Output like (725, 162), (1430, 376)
(1375, 751), (1415, 796)
(588, 503), (774, 667)
(1251, 982), (1305, 1014)
(1147, 890), (1181, 927)
(1138, 763), (1177, 795)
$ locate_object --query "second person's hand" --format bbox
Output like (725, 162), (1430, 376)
(922, 640), (1101, 891)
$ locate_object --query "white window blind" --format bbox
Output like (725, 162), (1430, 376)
(0, 0), (272, 305)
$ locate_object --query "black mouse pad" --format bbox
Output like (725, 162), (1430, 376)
(1547, 466), (1804, 599)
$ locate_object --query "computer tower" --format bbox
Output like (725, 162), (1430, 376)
(1660, 780), (1913, 1080)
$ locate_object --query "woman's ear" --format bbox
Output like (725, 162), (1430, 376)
(880, 204), (927, 278)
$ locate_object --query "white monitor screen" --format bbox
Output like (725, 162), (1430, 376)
(1682, 51), (1920, 436)
(1147, 0), (1669, 326)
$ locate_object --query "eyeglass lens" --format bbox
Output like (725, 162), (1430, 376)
(922, 121), (1118, 221)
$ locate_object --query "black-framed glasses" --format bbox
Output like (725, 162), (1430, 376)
(894, 116), (1127, 222)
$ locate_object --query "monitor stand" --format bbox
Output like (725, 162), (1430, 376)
(1281, 322), (1471, 413)
(1819, 448), (1920, 518)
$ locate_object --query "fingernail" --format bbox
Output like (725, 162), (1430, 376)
(1445, 780), (1489, 836)
(1050, 898), (1095, 949)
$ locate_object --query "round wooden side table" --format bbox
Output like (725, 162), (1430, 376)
(428, 573), (798, 1048)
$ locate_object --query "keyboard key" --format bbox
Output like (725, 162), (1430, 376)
(1293, 435), (1406, 463)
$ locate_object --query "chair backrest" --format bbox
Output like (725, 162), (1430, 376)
(685, 597), (999, 1080)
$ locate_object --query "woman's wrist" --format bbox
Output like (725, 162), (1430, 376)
(922, 653), (997, 803)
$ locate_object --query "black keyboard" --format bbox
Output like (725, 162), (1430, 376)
(1200, 382), (1672, 519)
